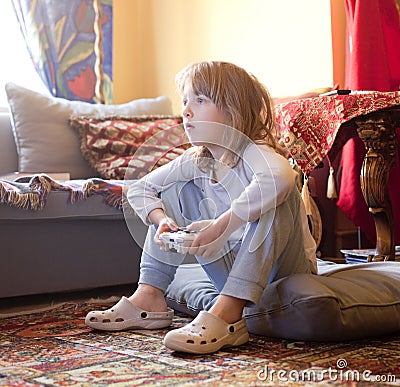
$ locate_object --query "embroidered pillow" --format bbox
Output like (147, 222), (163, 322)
(69, 115), (188, 179)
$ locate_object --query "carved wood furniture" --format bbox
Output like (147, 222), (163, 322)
(275, 92), (400, 262)
(350, 107), (400, 261)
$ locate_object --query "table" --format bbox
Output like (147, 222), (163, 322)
(275, 92), (400, 262)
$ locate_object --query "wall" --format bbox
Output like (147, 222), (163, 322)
(113, 0), (333, 113)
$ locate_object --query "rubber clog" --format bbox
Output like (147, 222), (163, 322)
(163, 311), (249, 354)
(85, 296), (174, 331)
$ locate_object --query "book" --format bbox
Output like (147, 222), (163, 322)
(340, 247), (400, 263)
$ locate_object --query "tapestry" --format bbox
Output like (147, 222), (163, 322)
(0, 300), (399, 386)
(11, 0), (113, 103)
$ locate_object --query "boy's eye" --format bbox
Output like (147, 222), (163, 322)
(197, 97), (205, 104)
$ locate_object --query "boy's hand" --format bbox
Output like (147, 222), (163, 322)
(185, 220), (213, 232)
(187, 219), (228, 259)
(154, 216), (179, 246)
(186, 210), (246, 259)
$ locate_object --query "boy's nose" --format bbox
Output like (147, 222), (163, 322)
(184, 107), (193, 118)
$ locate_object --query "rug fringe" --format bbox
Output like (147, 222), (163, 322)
(87, 296), (120, 304)
(0, 302), (68, 319)
(0, 296), (120, 319)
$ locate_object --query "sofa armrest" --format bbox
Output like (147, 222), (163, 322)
(0, 112), (18, 174)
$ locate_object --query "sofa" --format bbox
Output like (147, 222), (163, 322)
(0, 83), (182, 299)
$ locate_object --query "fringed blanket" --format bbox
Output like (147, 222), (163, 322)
(0, 174), (124, 211)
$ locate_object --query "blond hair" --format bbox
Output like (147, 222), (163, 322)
(176, 61), (285, 169)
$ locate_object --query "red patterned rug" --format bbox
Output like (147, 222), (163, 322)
(0, 300), (399, 386)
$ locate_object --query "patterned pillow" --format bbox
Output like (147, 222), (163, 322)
(69, 115), (188, 179)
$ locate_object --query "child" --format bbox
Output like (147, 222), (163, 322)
(85, 61), (317, 354)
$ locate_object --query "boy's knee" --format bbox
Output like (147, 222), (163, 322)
(161, 181), (206, 225)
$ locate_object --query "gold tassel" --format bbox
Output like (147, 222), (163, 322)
(327, 166), (338, 199)
(301, 175), (312, 215)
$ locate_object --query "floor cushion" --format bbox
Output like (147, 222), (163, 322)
(165, 259), (400, 341)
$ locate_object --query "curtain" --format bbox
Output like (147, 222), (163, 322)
(12, 0), (113, 103)
(338, 0), (400, 244)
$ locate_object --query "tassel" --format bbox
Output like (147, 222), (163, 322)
(326, 156), (338, 199)
(301, 175), (312, 215)
(327, 166), (338, 199)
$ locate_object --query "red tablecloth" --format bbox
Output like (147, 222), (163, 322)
(275, 91), (400, 175)
(275, 91), (400, 244)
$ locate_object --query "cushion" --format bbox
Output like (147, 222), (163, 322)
(165, 260), (400, 341)
(69, 115), (187, 179)
(5, 83), (173, 179)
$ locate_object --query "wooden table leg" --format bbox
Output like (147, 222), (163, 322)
(355, 109), (399, 261)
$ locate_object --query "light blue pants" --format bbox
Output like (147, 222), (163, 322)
(138, 181), (312, 309)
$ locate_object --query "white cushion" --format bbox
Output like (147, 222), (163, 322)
(5, 83), (173, 179)
(0, 112), (18, 174)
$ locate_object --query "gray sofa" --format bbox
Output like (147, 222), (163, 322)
(0, 111), (148, 299)
(0, 83), (175, 298)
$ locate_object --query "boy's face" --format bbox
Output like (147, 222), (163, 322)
(181, 86), (229, 147)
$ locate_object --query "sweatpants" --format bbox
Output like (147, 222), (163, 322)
(138, 180), (313, 309)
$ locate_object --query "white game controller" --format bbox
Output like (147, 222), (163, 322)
(159, 229), (197, 254)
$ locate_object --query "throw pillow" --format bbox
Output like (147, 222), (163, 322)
(5, 83), (173, 179)
(69, 115), (188, 179)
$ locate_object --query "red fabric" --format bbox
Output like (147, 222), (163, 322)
(338, 0), (400, 244)
(345, 0), (400, 91)
(275, 92), (400, 174)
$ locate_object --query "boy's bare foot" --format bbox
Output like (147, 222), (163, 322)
(208, 294), (246, 324)
(128, 284), (169, 312)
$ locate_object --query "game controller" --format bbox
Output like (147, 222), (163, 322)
(159, 229), (197, 254)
